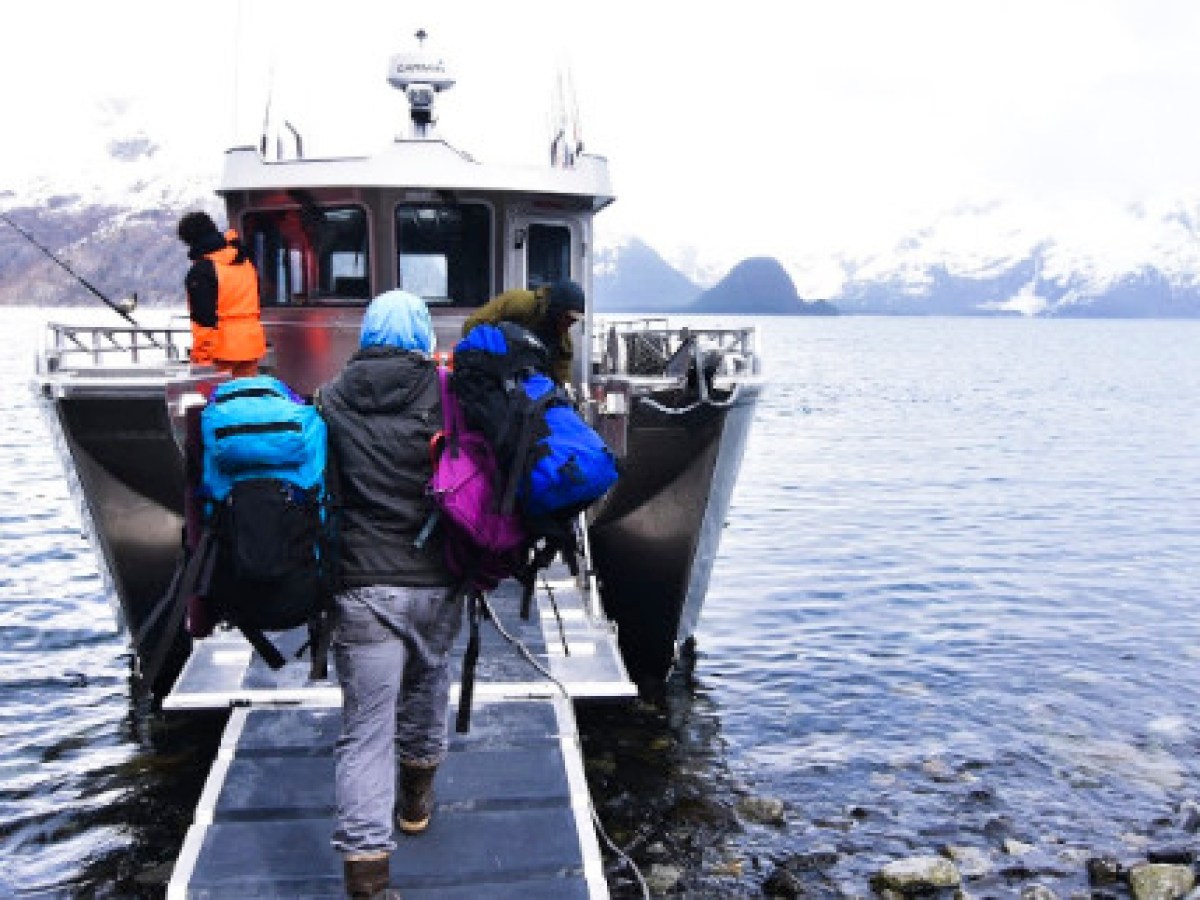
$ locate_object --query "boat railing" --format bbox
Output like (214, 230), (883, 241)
(38, 322), (192, 374)
(593, 317), (760, 380)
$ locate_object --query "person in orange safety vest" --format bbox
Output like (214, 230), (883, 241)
(176, 211), (267, 377)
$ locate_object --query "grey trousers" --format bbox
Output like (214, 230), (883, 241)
(330, 584), (463, 856)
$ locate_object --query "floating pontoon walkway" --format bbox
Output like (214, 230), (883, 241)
(163, 565), (637, 898)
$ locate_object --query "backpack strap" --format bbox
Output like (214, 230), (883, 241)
(499, 389), (557, 517)
(436, 365), (463, 449)
(179, 526), (220, 602)
(237, 624), (287, 670)
(131, 537), (188, 652)
(136, 551), (191, 692)
(306, 609), (332, 680)
(455, 590), (484, 733)
(518, 537), (562, 620)
(297, 483), (337, 680)
(307, 393), (340, 680)
(416, 367), (456, 550)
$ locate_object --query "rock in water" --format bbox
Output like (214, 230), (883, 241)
(870, 856), (962, 893)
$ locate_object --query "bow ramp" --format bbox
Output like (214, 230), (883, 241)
(164, 564), (636, 898)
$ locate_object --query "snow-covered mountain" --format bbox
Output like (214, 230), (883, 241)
(592, 236), (702, 312)
(5, 102), (1200, 318)
(805, 198), (1200, 317)
(0, 96), (221, 306)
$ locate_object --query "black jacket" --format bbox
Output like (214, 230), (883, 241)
(183, 230), (232, 328)
(318, 347), (451, 588)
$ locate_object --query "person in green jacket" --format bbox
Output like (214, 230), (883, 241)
(461, 280), (585, 385)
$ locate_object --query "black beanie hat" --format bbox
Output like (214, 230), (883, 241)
(546, 280), (585, 315)
(177, 211), (221, 247)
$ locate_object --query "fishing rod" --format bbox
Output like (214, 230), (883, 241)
(0, 212), (152, 334)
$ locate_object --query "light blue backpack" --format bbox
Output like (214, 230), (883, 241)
(195, 376), (332, 671)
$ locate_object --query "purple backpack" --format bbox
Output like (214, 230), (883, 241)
(429, 368), (527, 589)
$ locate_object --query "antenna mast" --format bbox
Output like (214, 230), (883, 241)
(550, 60), (582, 168)
(386, 29), (456, 139)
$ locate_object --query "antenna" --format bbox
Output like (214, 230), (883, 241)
(550, 68), (567, 166)
(232, 0), (243, 144)
(550, 60), (581, 168)
(566, 64), (584, 157)
(259, 18), (280, 158)
(386, 29), (456, 139)
(284, 120), (303, 158)
(260, 61), (275, 157)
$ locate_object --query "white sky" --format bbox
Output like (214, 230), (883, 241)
(4, 0), (1200, 291)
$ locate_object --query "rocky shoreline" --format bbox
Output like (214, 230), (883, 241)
(578, 690), (1200, 899)
(684, 787), (1200, 898)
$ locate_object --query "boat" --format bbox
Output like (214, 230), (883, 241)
(32, 33), (763, 694)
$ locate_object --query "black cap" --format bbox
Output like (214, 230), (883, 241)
(546, 280), (585, 315)
(176, 211), (220, 247)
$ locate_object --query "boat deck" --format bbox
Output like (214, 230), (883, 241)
(164, 565), (636, 898)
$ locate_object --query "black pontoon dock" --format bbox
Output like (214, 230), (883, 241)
(163, 565), (636, 898)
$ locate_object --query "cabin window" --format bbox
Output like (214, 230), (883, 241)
(395, 203), (490, 306)
(242, 205), (371, 304)
(527, 224), (571, 288)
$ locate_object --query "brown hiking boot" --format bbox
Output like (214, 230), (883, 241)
(343, 853), (399, 899)
(396, 763), (438, 835)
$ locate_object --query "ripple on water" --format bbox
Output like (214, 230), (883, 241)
(1, 315), (1197, 896)
(608, 321), (1200, 895)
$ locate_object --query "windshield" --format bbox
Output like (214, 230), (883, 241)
(243, 204), (371, 305)
(395, 203), (491, 306)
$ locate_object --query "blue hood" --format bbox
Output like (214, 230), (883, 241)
(359, 290), (435, 353)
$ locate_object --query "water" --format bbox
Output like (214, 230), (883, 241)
(2, 309), (1199, 897)
(0, 308), (222, 898)
(584, 316), (1200, 897)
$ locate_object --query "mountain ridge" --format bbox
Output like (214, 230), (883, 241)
(3, 108), (1200, 317)
(691, 257), (838, 316)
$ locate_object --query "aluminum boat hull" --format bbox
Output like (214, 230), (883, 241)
(39, 377), (196, 693)
(40, 382), (760, 689)
(36, 317), (761, 693)
(589, 380), (760, 684)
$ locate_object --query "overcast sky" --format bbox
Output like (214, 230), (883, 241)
(5, 0), (1200, 289)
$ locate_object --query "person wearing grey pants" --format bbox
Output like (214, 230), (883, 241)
(317, 290), (460, 900)
(331, 585), (462, 853)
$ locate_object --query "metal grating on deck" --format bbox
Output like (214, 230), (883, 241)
(167, 696), (607, 898)
(163, 560), (634, 898)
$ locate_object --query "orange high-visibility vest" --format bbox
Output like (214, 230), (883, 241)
(205, 234), (266, 363)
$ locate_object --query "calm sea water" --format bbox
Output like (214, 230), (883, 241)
(2, 308), (1198, 897)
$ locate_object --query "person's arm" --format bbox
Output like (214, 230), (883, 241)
(462, 294), (506, 336)
(184, 260), (219, 327)
(461, 290), (539, 336)
(185, 260), (219, 363)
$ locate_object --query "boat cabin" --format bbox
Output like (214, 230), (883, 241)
(33, 34), (764, 695)
(218, 41), (613, 395)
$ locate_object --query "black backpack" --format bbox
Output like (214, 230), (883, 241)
(191, 376), (335, 673)
(451, 321), (553, 466)
(452, 321), (618, 532)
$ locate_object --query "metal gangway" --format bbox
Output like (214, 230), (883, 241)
(164, 560), (637, 898)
